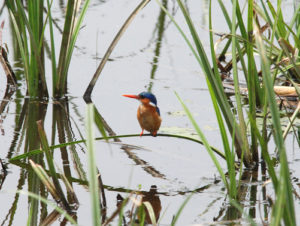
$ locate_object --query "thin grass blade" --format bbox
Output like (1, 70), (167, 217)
(170, 194), (193, 226)
(175, 92), (228, 190)
(143, 201), (157, 226)
(254, 19), (296, 225)
(86, 103), (101, 225)
(17, 190), (77, 225)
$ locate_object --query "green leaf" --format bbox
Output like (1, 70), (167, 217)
(86, 104), (101, 226)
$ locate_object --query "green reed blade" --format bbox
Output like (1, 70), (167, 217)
(17, 190), (77, 225)
(269, 0), (287, 38)
(8, 10), (30, 90)
(137, 206), (146, 226)
(209, 0), (237, 198)
(143, 201), (157, 226)
(176, 92), (228, 190)
(208, 1), (230, 156)
(37, 120), (70, 210)
(10, 132), (225, 162)
(177, 0), (249, 160)
(232, 0), (252, 165)
(283, 23), (300, 50)
(93, 105), (108, 141)
(7, 0), (48, 97)
(282, 80), (300, 140)
(58, 166), (79, 204)
(247, 0), (259, 161)
(29, 159), (59, 201)
(46, 0), (58, 94)
(15, 0), (48, 97)
(254, 19), (296, 225)
(86, 104), (101, 225)
(216, 0), (231, 27)
(156, 0), (246, 163)
(56, 0), (77, 96)
(61, 0), (91, 95)
(170, 194), (193, 226)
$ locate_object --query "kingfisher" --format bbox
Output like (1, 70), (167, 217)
(123, 92), (162, 137)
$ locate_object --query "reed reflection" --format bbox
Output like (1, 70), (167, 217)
(148, 0), (168, 92)
(52, 99), (81, 208)
(3, 99), (83, 225)
(214, 169), (270, 224)
(20, 99), (48, 226)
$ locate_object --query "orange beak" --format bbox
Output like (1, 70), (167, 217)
(122, 94), (139, 99)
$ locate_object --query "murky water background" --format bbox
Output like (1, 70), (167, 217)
(0, 0), (299, 225)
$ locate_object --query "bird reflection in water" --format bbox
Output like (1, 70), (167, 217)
(116, 185), (162, 225)
(140, 185), (162, 224)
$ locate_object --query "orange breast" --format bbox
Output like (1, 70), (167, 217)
(137, 104), (161, 134)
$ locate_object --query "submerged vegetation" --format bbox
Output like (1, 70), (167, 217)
(0, 0), (300, 225)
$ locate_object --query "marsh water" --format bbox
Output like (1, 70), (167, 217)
(0, 0), (300, 225)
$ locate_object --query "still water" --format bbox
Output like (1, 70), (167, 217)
(0, 0), (299, 225)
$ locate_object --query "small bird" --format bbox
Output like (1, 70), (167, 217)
(123, 92), (162, 137)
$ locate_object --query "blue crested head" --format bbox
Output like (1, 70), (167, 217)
(138, 92), (158, 106)
(138, 92), (160, 115)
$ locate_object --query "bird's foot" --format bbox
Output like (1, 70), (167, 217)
(151, 131), (157, 137)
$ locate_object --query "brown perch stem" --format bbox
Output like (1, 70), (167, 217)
(84, 0), (151, 100)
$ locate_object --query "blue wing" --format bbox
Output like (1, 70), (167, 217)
(156, 106), (160, 116)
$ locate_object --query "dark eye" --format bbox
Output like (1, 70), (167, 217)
(139, 95), (145, 99)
